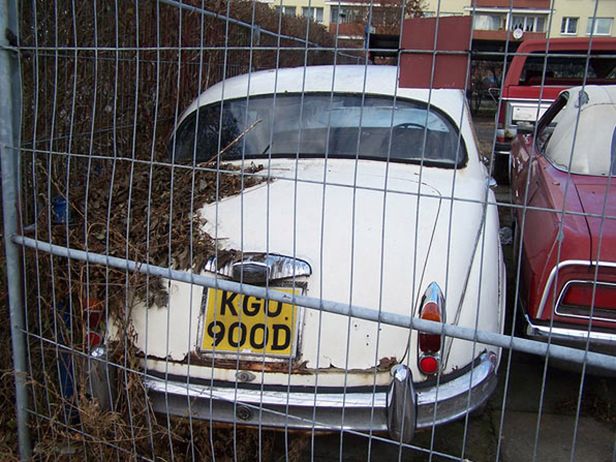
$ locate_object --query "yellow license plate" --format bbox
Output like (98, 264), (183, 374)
(201, 288), (300, 356)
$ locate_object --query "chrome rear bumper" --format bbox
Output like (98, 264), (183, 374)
(143, 351), (498, 441)
(525, 316), (616, 350)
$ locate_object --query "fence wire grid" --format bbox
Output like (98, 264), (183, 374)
(1, 0), (615, 461)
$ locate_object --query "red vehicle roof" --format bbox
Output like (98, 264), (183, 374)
(503, 37), (616, 90)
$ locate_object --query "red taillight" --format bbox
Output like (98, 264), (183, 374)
(561, 283), (616, 310)
(87, 331), (103, 349)
(83, 297), (103, 329)
(82, 296), (104, 350)
(417, 282), (446, 376)
(497, 104), (506, 126)
(419, 301), (442, 352)
(418, 355), (439, 375)
(495, 128), (506, 144)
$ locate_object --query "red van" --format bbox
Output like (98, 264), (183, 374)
(493, 37), (616, 183)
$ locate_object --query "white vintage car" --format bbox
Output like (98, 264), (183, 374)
(120, 65), (506, 441)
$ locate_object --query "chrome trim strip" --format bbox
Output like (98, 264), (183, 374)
(145, 378), (387, 408)
(555, 279), (616, 324)
(525, 316), (616, 345)
(501, 97), (556, 103)
(144, 352), (496, 421)
(537, 260), (616, 319)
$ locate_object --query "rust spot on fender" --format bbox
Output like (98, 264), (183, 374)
(187, 352), (313, 374)
(377, 356), (398, 371)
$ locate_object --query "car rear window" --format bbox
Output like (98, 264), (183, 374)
(545, 102), (616, 176)
(169, 94), (467, 168)
(520, 51), (616, 86)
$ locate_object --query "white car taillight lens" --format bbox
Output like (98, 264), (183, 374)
(417, 282), (446, 376)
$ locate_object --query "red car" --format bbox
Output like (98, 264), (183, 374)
(495, 38), (616, 184)
(510, 85), (616, 353)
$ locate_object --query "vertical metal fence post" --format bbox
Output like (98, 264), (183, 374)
(0, 0), (31, 459)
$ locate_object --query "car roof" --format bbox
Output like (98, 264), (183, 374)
(515, 37), (616, 53)
(180, 65), (467, 125)
(546, 85), (616, 175)
(567, 85), (616, 106)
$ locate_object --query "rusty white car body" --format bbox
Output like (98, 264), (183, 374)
(110, 65), (506, 441)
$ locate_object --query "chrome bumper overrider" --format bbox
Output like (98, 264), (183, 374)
(143, 351), (498, 442)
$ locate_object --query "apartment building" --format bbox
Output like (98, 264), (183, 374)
(424, 0), (615, 41)
(260, 0), (331, 25)
(261, 0), (615, 43)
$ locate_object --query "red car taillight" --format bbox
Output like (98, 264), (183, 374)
(419, 301), (442, 352)
(82, 296), (104, 349)
(417, 282), (446, 376)
(495, 101), (512, 144)
(560, 283), (616, 310)
(495, 127), (506, 144)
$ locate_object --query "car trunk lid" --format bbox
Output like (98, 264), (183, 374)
(198, 158), (487, 370)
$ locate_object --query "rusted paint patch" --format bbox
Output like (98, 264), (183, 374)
(187, 352), (313, 374)
(180, 353), (398, 375)
(377, 356), (398, 371)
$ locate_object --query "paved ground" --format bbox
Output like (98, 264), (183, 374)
(279, 352), (615, 462)
(272, 115), (616, 462)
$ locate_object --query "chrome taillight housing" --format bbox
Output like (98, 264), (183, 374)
(417, 282), (446, 375)
(204, 253), (311, 284)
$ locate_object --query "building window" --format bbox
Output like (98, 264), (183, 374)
(302, 7), (324, 23)
(560, 17), (578, 35)
(275, 5), (296, 17)
(331, 6), (364, 24)
(473, 14), (506, 31)
(510, 15), (546, 33)
(587, 17), (613, 36)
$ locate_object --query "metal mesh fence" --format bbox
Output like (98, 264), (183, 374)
(1, 0), (615, 460)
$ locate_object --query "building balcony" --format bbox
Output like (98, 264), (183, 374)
(472, 29), (546, 41)
(472, 0), (550, 9)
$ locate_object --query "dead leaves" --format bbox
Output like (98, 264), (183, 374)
(32, 158), (264, 313)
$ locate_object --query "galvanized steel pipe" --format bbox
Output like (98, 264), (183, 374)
(14, 235), (616, 372)
(1, 0), (31, 457)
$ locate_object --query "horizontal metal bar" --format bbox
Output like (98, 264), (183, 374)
(20, 45), (616, 59)
(17, 45), (361, 54)
(13, 235), (616, 371)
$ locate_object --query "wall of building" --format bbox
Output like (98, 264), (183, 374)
(258, 0), (615, 39)
(421, 0), (615, 38)
(260, 0), (332, 26)
(548, 0), (615, 38)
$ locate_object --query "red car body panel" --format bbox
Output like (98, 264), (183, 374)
(501, 85), (563, 103)
(511, 135), (616, 332)
(573, 178), (616, 262)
